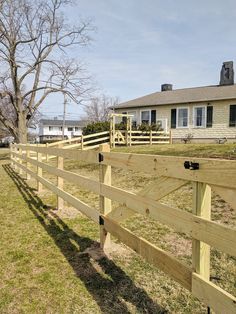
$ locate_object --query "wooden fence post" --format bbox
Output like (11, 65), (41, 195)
(46, 143), (49, 162)
(169, 130), (172, 144)
(10, 144), (13, 167)
(19, 147), (23, 175)
(14, 145), (17, 171)
(37, 144), (43, 192)
(150, 130), (152, 145)
(57, 145), (64, 210)
(81, 135), (84, 150)
(125, 130), (128, 146)
(192, 182), (211, 279)
(26, 144), (31, 180)
(112, 116), (115, 148)
(99, 143), (112, 249)
(129, 118), (132, 146)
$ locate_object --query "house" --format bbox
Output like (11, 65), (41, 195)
(113, 61), (236, 142)
(39, 118), (87, 143)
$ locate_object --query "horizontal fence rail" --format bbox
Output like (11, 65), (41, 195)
(41, 129), (171, 150)
(10, 143), (236, 314)
(110, 130), (171, 147)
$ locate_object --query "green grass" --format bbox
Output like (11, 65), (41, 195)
(0, 145), (235, 313)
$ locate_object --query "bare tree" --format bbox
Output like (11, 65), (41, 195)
(0, 0), (93, 143)
(84, 94), (118, 122)
(0, 121), (10, 139)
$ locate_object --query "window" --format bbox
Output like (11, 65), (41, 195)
(75, 127), (79, 131)
(49, 126), (53, 131)
(229, 105), (236, 127)
(141, 110), (150, 124)
(193, 106), (206, 128)
(68, 127), (73, 131)
(177, 108), (188, 128)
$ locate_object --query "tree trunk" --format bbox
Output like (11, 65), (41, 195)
(16, 112), (28, 143)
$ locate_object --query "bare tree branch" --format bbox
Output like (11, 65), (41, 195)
(84, 94), (118, 122)
(0, 0), (94, 143)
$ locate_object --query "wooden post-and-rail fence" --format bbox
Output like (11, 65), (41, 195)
(38, 129), (171, 155)
(10, 143), (236, 313)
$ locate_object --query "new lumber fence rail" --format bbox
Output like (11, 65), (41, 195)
(29, 131), (111, 161)
(40, 129), (172, 154)
(110, 130), (171, 147)
(10, 143), (236, 313)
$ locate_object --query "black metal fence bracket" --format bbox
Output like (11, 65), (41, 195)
(184, 161), (199, 170)
(99, 216), (104, 225)
(98, 153), (104, 163)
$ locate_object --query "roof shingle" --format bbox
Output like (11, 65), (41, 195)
(40, 119), (87, 127)
(114, 84), (236, 109)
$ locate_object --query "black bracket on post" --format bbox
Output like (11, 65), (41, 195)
(98, 153), (104, 163)
(99, 216), (104, 225)
(184, 161), (199, 170)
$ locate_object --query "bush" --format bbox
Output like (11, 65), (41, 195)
(82, 121), (163, 135)
(138, 123), (163, 133)
(82, 121), (110, 135)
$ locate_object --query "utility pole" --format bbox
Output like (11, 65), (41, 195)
(62, 93), (67, 140)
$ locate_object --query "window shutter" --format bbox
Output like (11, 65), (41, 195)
(151, 110), (156, 124)
(171, 109), (176, 128)
(206, 106), (213, 128)
(229, 105), (236, 127)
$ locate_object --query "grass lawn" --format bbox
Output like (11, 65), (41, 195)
(113, 143), (236, 159)
(0, 144), (235, 313)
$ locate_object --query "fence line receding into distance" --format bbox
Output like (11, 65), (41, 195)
(10, 143), (236, 314)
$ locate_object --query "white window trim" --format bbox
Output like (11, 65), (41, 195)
(193, 105), (207, 128)
(140, 109), (151, 124)
(176, 107), (189, 128)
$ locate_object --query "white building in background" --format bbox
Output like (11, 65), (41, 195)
(39, 118), (87, 142)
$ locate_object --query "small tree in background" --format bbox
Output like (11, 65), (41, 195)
(84, 94), (119, 122)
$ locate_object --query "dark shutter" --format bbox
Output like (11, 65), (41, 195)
(151, 110), (156, 124)
(229, 105), (236, 127)
(171, 109), (176, 128)
(206, 106), (213, 128)
(122, 112), (127, 124)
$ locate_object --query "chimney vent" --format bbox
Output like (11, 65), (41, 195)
(161, 84), (173, 91)
(220, 61), (234, 85)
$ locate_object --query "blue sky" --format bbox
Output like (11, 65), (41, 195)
(40, 0), (236, 119)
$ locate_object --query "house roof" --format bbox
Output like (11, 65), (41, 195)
(114, 84), (236, 109)
(40, 119), (87, 127)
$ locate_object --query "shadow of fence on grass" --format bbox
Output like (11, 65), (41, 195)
(3, 164), (166, 314)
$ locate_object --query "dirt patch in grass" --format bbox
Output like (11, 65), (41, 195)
(78, 241), (134, 263)
(47, 206), (83, 219)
